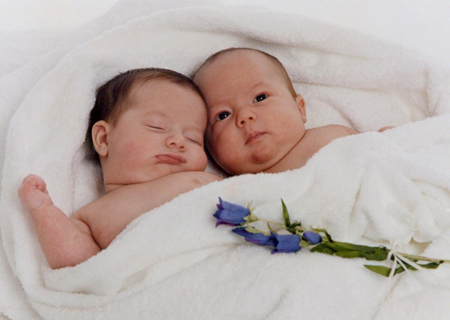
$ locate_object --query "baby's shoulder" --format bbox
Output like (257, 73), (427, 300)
(320, 124), (358, 136)
(304, 124), (357, 148)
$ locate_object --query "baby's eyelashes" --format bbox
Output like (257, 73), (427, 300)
(253, 93), (268, 103)
(186, 138), (202, 146)
(212, 93), (268, 123)
(184, 131), (204, 146)
(185, 136), (202, 145)
(147, 125), (165, 131)
(215, 111), (231, 122)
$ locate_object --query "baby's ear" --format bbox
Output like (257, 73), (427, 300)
(92, 120), (110, 157)
(295, 94), (307, 123)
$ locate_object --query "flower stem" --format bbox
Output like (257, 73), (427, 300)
(398, 252), (450, 263)
(256, 218), (288, 229)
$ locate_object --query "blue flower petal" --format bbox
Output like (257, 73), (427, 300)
(232, 227), (249, 237)
(232, 228), (273, 246)
(270, 233), (301, 254)
(213, 198), (250, 226)
(303, 231), (322, 245)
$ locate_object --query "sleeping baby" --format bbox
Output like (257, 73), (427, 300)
(193, 48), (393, 175)
(18, 68), (221, 269)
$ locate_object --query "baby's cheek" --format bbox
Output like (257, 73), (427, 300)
(189, 148), (208, 171)
(123, 139), (140, 154)
(118, 140), (146, 164)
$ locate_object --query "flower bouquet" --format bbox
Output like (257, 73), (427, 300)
(213, 198), (448, 277)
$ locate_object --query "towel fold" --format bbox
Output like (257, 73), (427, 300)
(1, 1), (450, 319)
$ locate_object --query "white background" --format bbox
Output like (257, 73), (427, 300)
(0, 0), (449, 65)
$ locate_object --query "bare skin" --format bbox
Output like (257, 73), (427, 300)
(18, 172), (219, 269)
(194, 49), (391, 175)
(263, 125), (357, 173)
(18, 79), (221, 269)
(194, 49), (360, 175)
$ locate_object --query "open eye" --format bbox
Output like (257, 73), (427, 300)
(215, 111), (231, 122)
(253, 94), (268, 103)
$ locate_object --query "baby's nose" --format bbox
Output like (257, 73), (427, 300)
(166, 133), (186, 150)
(236, 108), (256, 127)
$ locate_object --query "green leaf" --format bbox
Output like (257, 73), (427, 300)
(290, 222), (302, 228)
(364, 265), (392, 277)
(299, 240), (310, 248)
(420, 261), (443, 269)
(364, 260), (444, 277)
(288, 222), (303, 234)
(335, 251), (369, 259)
(364, 264), (406, 277)
(310, 242), (389, 261)
(311, 243), (337, 255)
(363, 247), (390, 261)
(281, 199), (291, 227)
(329, 242), (382, 252)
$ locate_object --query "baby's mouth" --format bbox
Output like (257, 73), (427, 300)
(156, 154), (187, 164)
(245, 131), (265, 145)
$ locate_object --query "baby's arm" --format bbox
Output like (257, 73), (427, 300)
(74, 171), (221, 249)
(378, 126), (395, 132)
(343, 126), (358, 135)
(18, 175), (101, 269)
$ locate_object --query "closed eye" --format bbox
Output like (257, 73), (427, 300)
(148, 126), (164, 130)
(187, 138), (202, 145)
(253, 94), (268, 103)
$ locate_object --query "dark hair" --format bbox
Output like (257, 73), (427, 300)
(85, 68), (206, 163)
(193, 47), (297, 97)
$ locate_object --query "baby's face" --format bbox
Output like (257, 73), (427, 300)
(194, 50), (306, 174)
(104, 80), (208, 185)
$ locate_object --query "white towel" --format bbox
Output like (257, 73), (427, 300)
(1, 1), (450, 319)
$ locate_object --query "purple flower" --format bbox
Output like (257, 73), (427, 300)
(270, 233), (302, 254)
(214, 198), (250, 227)
(303, 231), (322, 245)
(232, 228), (274, 246)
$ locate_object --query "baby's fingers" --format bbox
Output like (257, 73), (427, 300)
(18, 174), (50, 200)
(18, 174), (53, 213)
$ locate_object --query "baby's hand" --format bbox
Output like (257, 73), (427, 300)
(18, 174), (54, 214)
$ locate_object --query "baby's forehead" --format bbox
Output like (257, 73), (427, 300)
(203, 49), (277, 73)
(126, 80), (206, 114)
(195, 49), (296, 99)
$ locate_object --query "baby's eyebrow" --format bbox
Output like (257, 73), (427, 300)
(206, 103), (226, 114)
(186, 124), (205, 132)
(143, 110), (167, 118)
(249, 81), (267, 90)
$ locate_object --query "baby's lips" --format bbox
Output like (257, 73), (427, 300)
(156, 154), (187, 164)
(245, 131), (265, 145)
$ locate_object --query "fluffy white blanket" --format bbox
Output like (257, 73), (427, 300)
(1, 1), (450, 319)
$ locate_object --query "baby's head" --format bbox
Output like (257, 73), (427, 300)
(193, 48), (307, 175)
(86, 68), (208, 189)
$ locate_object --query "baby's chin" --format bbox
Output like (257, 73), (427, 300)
(220, 161), (273, 176)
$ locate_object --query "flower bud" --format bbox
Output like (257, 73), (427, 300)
(213, 198), (250, 226)
(303, 231), (322, 245)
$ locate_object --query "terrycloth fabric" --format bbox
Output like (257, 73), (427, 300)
(1, 1), (450, 319)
